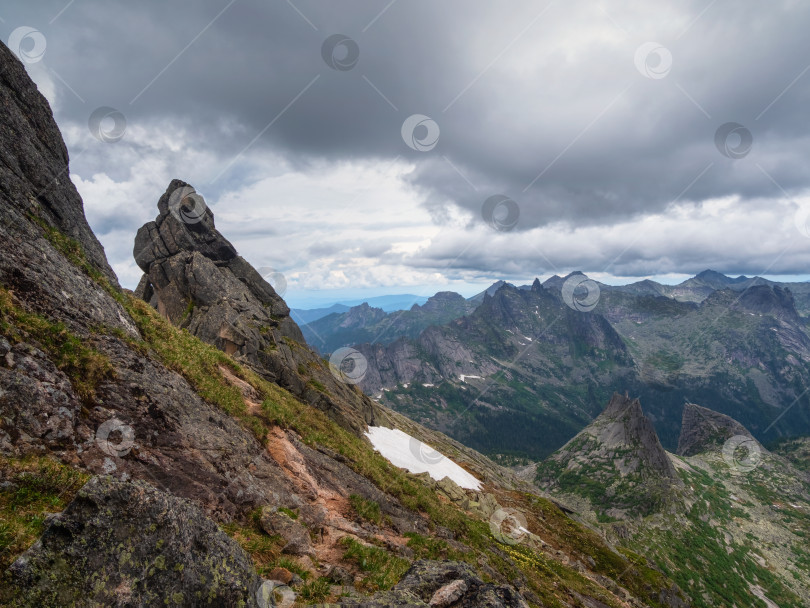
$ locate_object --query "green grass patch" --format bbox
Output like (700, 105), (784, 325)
(0, 287), (113, 401)
(340, 537), (409, 592)
(349, 495), (382, 525)
(0, 457), (89, 570)
(297, 577), (331, 602)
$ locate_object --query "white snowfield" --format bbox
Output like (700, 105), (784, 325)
(364, 426), (482, 490)
(458, 374), (482, 383)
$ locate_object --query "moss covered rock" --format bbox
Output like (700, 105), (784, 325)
(1, 476), (264, 607)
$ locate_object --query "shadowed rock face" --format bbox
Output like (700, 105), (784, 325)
(1, 476), (264, 607)
(677, 402), (753, 457)
(133, 179), (380, 434)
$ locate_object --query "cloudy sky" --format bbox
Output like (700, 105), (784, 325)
(4, 0), (810, 307)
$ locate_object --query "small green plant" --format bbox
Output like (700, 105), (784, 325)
(308, 379), (327, 393)
(270, 556), (311, 580)
(340, 537), (409, 592)
(404, 532), (460, 561)
(277, 507), (298, 520)
(349, 494), (382, 525)
(297, 577), (331, 601)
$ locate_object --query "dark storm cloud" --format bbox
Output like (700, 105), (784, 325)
(3, 0), (810, 273)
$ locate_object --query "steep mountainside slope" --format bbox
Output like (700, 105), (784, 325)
(0, 42), (688, 607)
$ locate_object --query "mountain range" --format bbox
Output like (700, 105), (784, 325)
(317, 271), (810, 460)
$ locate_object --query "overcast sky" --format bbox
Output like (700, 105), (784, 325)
(4, 0), (810, 307)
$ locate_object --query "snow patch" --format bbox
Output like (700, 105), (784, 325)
(459, 375), (482, 383)
(364, 426), (481, 490)
(422, 383), (434, 387)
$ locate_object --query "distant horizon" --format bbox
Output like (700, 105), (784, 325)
(283, 270), (810, 310)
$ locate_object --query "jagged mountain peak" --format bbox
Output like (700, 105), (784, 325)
(677, 402), (754, 457)
(536, 393), (681, 516)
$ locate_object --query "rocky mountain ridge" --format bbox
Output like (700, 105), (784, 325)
(353, 280), (638, 459)
(355, 270), (810, 457)
(300, 291), (478, 355)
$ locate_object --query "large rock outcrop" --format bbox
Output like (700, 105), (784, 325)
(133, 180), (378, 434)
(1, 476), (264, 607)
